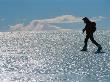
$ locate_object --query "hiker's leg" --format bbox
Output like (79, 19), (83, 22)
(90, 33), (99, 46)
(90, 33), (102, 51)
(82, 34), (90, 50)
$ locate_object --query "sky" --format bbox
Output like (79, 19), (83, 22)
(0, 0), (110, 31)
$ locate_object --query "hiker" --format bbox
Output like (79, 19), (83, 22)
(81, 17), (102, 52)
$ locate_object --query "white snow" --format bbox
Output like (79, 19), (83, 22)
(0, 30), (110, 82)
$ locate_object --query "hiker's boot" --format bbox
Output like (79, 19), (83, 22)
(81, 47), (87, 51)
(97, 45), (102, 52)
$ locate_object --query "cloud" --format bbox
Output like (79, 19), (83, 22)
(36, 15), (82, 24)
(91, 16), (106, 21)
(9, 15), (105, 31)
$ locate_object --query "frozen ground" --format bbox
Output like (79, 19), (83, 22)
(0, 30), (110, 82)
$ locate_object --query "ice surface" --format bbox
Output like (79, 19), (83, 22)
(0, 30), (110, 82)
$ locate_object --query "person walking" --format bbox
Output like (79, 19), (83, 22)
(81, 17), (102, 52)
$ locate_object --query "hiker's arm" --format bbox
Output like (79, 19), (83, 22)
(82, 27), (86, 33)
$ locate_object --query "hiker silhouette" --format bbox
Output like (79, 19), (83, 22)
(81, 17), (102, 52)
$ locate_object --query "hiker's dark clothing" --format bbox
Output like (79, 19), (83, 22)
(83, 33), (100, 49)
(83, 22), (96, 34)
(82, 17), (102, 51)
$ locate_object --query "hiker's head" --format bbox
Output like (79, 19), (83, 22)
(82, 17), (90, 23)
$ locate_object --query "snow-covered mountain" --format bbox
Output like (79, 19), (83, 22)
(0, 30), (110, 82)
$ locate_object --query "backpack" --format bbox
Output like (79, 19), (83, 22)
(91, 22), (96, 32)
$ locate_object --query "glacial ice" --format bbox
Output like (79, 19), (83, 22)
(0, 30), (110, 82)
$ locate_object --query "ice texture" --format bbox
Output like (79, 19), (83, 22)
(0, 30), (110, 82)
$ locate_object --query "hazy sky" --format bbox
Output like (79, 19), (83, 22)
(0, 0), (110, 31)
